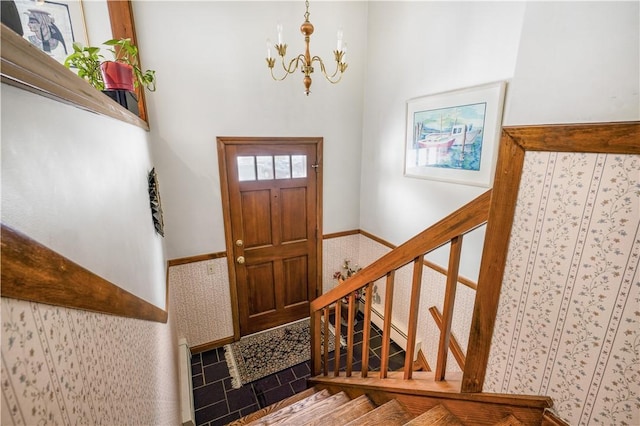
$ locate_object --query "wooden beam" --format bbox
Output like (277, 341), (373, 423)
(462, 131), (525, 392)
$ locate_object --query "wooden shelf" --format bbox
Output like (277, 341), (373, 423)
(0, 23), (149, 131)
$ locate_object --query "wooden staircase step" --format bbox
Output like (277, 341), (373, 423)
(228, 388), (317, 425)
(245, 388), (332, 425)
(271, 391), (351, 425)
(344, 399), (414, 426)
(493, 414), (524, 426)
(305, 394), (375, 426)
(404, 404), (463, 425)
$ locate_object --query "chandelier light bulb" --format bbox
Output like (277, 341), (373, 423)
(277, 24), (283, 45)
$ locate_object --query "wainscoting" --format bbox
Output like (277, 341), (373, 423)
(484, 151), (639, 425)
(1, 297), (180, 425)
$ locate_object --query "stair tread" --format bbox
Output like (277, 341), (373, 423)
(493, 414), (525, 426)
(404, 404), (463, 426)
(305, 394), (375, 426)
(344, 399), (414, 426)
(271, 391), (351, 425)
(228, 388), (317, 425)
(245, 388), (332, 425)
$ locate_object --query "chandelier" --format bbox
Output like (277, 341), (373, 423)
(265, 0), (348, 96)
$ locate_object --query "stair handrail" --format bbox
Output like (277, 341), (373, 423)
(311, 189), (492, 375)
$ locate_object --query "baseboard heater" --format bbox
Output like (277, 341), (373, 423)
(178, 338), (195, 426)
(365, 303), (422, 360)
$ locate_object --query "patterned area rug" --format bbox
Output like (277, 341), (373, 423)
(224, 318), (336, 388)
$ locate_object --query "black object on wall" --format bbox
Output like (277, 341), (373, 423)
(103, 90), (140, 117)
(2, 1), (23, 36)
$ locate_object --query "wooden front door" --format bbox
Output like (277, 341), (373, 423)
(217, 137), (322, 337)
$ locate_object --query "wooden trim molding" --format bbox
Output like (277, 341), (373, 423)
(462, 121), (640, 393)
(1, 224), (167, 323)
(167, 251), (227, 267)
(190, 336), (235, 354)
(326, 229), (478, 290)
(106, 0), (148, 124)
(324, 229), (360, 239)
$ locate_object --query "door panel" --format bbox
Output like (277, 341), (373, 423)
(280, 187), (307, 241)
(240, 190), (272, 247)
(218, 138), (322, 336)
(283, 256), (308, 306)
(246, 262), (276, 315)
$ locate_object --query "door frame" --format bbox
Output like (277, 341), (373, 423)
(217, 136), (323, 340)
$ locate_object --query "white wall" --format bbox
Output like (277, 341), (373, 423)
(505, 1), (639, 125)
(1, 85), (167, 308)
(360, 1), (526, 279)
(1, 74), (179, 422)
(133, 1), (368, 259)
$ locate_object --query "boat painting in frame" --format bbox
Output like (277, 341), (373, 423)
(404, 81), (506, 187)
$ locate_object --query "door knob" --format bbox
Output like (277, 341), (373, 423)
(235, 239), (244, 247)
(236, 256), (245, 264)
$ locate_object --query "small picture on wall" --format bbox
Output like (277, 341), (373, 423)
(404, 81), (506, 187)
(14, 0), (88, 65)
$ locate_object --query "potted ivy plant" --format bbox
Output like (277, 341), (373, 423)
(101, 38), (156, 92)
(64, 38), (156, 93)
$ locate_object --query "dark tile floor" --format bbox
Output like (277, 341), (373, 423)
(191, 314), (406, 426)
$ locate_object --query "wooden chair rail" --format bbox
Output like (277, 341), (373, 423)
(0, 224), (167, 323)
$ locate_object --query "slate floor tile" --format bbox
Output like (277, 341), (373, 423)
(192, 320), (406, 426)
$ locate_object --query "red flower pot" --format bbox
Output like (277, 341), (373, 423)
(100, 61), (134, 92)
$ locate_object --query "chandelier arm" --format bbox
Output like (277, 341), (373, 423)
(281, 55), (304, 74)
(270, 67), (291, 82)
(270, 56), (304, 81)
(312, 55), (343, 83)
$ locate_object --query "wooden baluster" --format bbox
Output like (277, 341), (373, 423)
(403, 255), (424, 380)
(323, 306), (330, 376)
(361, 283), (372, 377)
(429, 306), (466, 370)
(346, 292), (355, 377)
(435, 236), (463, 380)
(380, 270), (395, 378)
(334, 300), (342, 376)
(311, 310), (322, 376)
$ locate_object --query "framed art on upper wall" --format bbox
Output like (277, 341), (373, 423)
(14, 0), (88, 65)
(404, 81), (506, 187)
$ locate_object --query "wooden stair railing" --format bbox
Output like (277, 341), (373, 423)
(310, 189), (492, 382)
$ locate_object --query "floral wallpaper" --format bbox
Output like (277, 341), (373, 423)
(485, 152), (639, 425)
(168, 258), (234, 348)
(1, 297), (180, 425)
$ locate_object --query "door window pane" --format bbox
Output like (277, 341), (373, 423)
(292, 155), (307, 178)
(275, 155), (291, 179)
(237, 156), (256, 181)
(257, 156), (274, 180)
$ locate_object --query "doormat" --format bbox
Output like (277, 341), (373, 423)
(224, 318), (337, 388)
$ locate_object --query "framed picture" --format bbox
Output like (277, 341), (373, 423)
(14, 0), (88, 65)
(404, 81), (506, 187)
